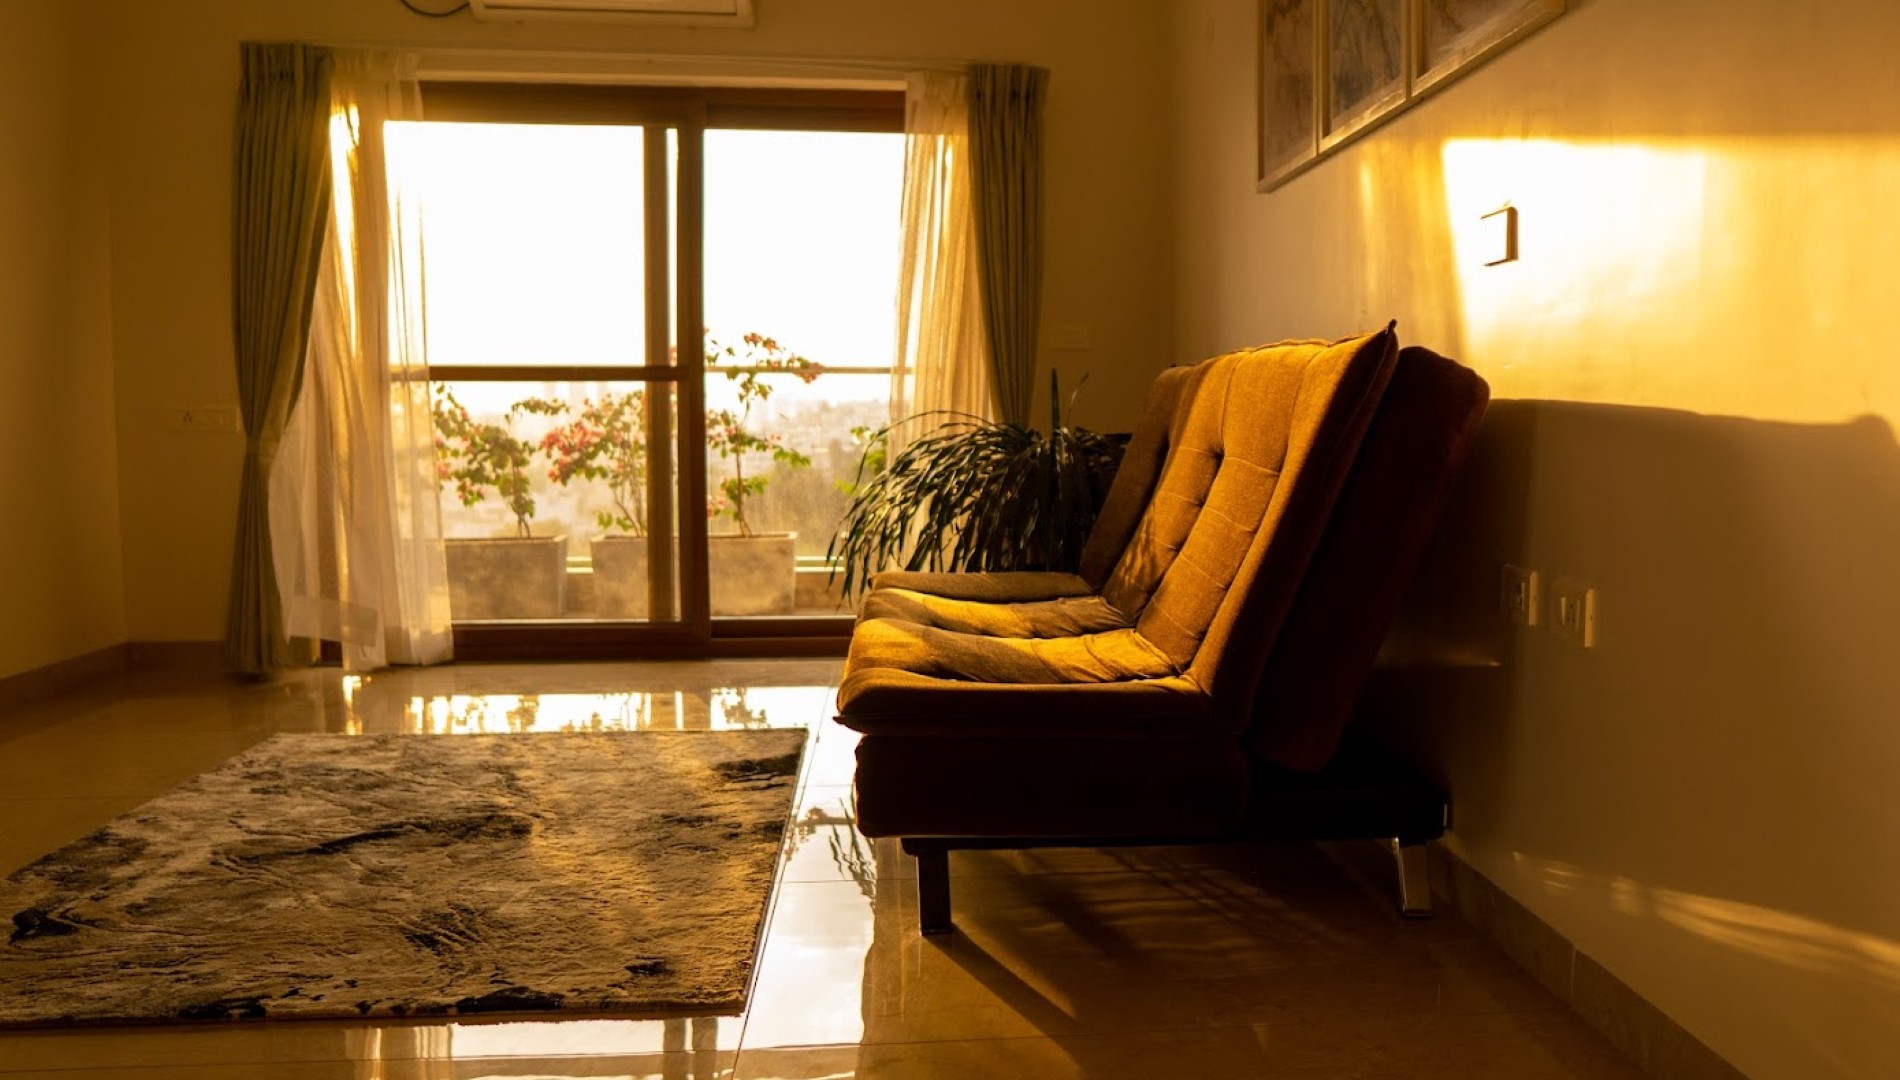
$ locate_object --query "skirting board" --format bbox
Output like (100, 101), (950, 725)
(1428, 843), (1749, 1080)
(0, 644), (128, 716)
(0, 641), (225, 715)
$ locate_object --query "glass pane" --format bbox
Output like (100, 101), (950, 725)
(702, 130), (905, 615)
(433, 379), (680, 623)
(389, 122), (646, 366)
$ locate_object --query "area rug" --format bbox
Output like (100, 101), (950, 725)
(0, 730), (804, 1027)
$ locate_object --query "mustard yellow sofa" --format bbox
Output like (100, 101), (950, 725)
(834, 327), (1490, 932)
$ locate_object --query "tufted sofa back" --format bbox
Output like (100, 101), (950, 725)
(1076, 363), (1199, 591)
(1094, 327), (1400, 730)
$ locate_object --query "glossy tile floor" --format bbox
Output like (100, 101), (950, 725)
(0, 661), (1643, 1079)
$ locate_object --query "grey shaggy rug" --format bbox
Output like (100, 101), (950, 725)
(0, 730), (804, 1027)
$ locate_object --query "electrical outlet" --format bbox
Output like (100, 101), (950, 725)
(1500, 564), (1540, 629)
(1552, 577), (1598, 648)
(171, 406), (240, 434)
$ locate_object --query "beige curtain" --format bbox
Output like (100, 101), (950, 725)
(269, 50), (452, 672)
(224, 44), (334, 677)
(967, 64), (1050, 428)
(888, 70), (994, 457)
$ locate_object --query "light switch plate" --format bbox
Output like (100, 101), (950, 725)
(1482, 205), (1519, 266)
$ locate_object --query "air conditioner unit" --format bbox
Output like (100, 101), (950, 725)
(467, 0), (755, 26)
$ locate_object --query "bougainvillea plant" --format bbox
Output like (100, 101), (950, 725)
(539, 390), (649, 536)
(705, 332), (821, 537)
(431, 386), (565, 538)
(432, 332), (821, 541)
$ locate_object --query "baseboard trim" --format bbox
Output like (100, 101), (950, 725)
(125, 640), (226, 672)
(0, 641), (235, 716)
(0, 644), (130, 713)
(1430, 844), (1749, 1080)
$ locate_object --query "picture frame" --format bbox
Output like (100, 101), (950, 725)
(1256, 0), (1566, 193)
(1257, 0), (1320, 190)
(1415, 0), (1567, 95)
(1324, 0), (1409, 150)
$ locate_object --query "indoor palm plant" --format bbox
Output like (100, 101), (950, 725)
(828, 373), (1128, 600)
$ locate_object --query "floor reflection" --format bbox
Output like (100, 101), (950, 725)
(0, 661), (1643, 1079)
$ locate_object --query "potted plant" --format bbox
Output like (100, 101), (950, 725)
(532, 333), (821, 618)
(828, 372), (1129, 600)
(432, 386), (570, 620)
(704, 332), (820, 616)
(540, 390), (657, 619)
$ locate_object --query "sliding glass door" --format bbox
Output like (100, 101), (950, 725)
(400, 85), (903, 657)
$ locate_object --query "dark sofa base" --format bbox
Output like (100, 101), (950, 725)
(853, 733), (1252, 840)
(876, 736), (1447, 934)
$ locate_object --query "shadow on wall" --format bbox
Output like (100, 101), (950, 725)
(1361, 399), (1900, 1050)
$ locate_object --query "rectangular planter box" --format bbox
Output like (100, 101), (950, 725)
(590, 533), (796, 618)
(445, 535), (568, 620)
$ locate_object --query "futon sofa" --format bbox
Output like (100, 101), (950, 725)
(833, 326), (1490, 932)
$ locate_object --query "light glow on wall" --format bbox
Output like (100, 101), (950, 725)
(1436, 135), (1900, 424)
(1440, 138), (1710, 404)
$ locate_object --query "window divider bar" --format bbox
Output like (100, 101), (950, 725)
(429, 365), (683, 382)
(643, 124), (680, 624)
(676, 113), (714, 637)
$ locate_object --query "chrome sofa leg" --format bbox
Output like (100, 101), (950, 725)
(904, 840), (954, 935)
(1395, 839), (1434, 918)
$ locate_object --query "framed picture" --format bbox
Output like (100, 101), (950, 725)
(1258, 0), (1319, 191)
(1258, 0), (1565, 193)
(1324, 0), (1408, 147)
(1415, 0), (1566, 94)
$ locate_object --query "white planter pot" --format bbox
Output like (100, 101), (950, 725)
(591, 534), (655, 619)
(710, 533), (797, 616)
(589, 533), (796, 618)
(445, 535), (568, 620)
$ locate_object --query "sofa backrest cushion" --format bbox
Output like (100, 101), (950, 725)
(1099, 326), (1400, 729)
(1247, 346), (1490, 769)
(1078, 363), (1196, 591)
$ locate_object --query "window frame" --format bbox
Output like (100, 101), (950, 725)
(415, 82), (901, 659)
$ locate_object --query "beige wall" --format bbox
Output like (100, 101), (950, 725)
(90, 0), (1172, 643)
(0, 0), (127, 679)
(1173, 1), (1900, 1077)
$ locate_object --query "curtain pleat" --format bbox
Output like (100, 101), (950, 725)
(967, 64), (1050, 428)
(888, 71), (995, 457)
(224, 43), (334, 677)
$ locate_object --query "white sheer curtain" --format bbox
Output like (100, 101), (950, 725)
(888, 70), (994, 457)
(269, 50), (452, 672)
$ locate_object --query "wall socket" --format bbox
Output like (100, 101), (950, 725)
(1500, 564), (1540, 628)
(171, 406), (240, 434)
(1552, 577), (1598, 648)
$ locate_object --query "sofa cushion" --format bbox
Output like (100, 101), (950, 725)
(864, 570), (1094, 603)
(1075, 362), (1199, 590)
(857, 588), (1129, 637)
(849, 615), (1171, 682)
(838, 667), (1214, 737)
